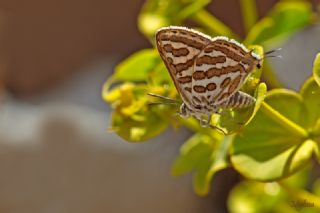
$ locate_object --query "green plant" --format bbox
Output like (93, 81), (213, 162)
(103, 0), (320, 211)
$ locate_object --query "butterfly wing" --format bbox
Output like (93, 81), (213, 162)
(191, 38), (254, 107)
(156, 26), (212, 108)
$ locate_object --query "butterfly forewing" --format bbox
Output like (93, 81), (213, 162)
(156, 26), (212, 107)
(192, 38), (255, 106)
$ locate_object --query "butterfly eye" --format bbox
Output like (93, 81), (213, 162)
(256, 63), (261, 69)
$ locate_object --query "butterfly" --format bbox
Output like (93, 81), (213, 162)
(154, 26), (265, 128)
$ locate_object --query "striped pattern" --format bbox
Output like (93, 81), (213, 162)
(192, 39), (256, 108)
(156, 26), (212, 108)
(155, 26), (260, 122)
(220, 91), (256, 108)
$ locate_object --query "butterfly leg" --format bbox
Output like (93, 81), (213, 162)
(179, 103), (191, 118)
(198, 114), (211, 127)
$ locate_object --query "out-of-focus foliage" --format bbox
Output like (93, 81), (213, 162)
(103, 1), (320, 209)
(171, 132), (228, 195)
(245, 1), (314, 46)
(138, 0), (211, 37)
(103, 49), (178, 141)
(231, 54), (320, 181)
(228, 166), (320, 212)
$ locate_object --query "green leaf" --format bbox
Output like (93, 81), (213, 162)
(313, 178), (320, 197)
(300, 78), (320, 160)
(312, 53), (320, 86)
(243, 83), (267, 126)
(314, 136), (320, 162)
(228, 167), (319, 213)
(172, 133), (213, 176)
(228, 181), (288, 213)
(111, 109), (169, 142)
(113, 49), (160, 82)
(171, 132), (229, 196)
(245, 1), (313, 46)
(231, 89), (314, 181)
(148, 62), (174, 88)
(284, 163), (311, 189)
(300, 77), (320, 129)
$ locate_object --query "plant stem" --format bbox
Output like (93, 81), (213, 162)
(260, 102), (308, 138)
(280, 182), (320, 209)
(191, 9), (239, 39)
(239, 0), (258, 33)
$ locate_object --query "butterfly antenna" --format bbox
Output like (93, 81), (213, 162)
(148, 102), (179, 106)
(264, 55), (282, 59)
(260, 48), (282, 60)
(264, 48), (282, 56)
(147, 93), (178, 103)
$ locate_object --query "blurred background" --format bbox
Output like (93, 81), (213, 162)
(0, 0), (320, 212)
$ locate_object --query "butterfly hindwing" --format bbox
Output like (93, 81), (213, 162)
(156, 26), (212, 107)
(192, 38), (254, 106)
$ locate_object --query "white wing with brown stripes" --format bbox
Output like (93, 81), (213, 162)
(155, 26), (262, 128)
(192, 38), (258, 107)
(156, 26), (212, 108)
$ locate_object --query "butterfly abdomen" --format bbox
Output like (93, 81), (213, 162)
(221, 91), (255, 108)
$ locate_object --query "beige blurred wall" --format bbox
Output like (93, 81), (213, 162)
(0, 0), (148, 96)
(0, 102), (218, 213)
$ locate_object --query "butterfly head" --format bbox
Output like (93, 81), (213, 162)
(251, 48), (282, 70)
(255, 59), (263, 69)
(246, 49), (263, 70)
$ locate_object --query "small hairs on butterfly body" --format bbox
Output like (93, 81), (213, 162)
(155, 26), (262, 128)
